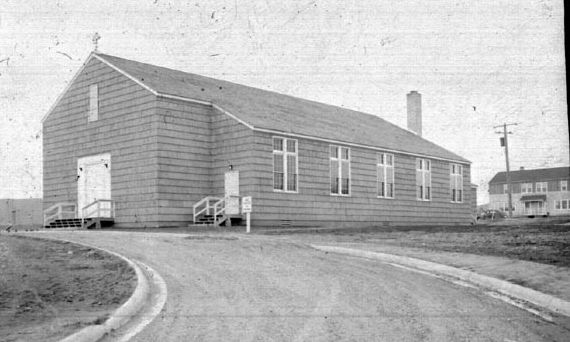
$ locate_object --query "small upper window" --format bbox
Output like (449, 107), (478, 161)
(88, 84), (99, 122)
(561, 180), (568, 192)
(536, 182), (547, 193)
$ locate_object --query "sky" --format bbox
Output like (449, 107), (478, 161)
(0, 0), (567, 204)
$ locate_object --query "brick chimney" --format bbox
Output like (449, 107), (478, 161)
(407, 91), (422, 136)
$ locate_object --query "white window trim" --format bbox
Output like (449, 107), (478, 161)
(555, 199), (570, 210)
(377, 153), (395, 199)
(330, 145), (351, 196)
(272, 137), (298, 193)
(417, 158), (432, 201)
(88, 84), (98, 122)
(521, 183), (532, 193)
(450, 163), (464, 203)
(561, 180), (568, 192)
(536, 181), (547, 193)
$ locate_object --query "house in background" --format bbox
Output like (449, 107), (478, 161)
(42, 52), (472, 229)
(488, 166), (570, 217)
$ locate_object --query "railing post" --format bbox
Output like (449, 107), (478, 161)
(57, 205), (62, 220)
(97, 201), (100, 217)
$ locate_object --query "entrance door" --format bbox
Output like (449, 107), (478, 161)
(224, 170), (240, 215)
(78, 154), (111, 218)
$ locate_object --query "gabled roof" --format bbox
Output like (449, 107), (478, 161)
(45, 52), (470, 163)
(489, 166), (570, 184)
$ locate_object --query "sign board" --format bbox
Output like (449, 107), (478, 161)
(242, 196), (252, 213)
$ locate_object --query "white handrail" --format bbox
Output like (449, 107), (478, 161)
(43, 202), (77, 226)
(82, 199), (115, 219)
(213, 196), (230, 225)
(193, 196), (221, 223)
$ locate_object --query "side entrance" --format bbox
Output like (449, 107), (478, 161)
(77, 153), (112, 218)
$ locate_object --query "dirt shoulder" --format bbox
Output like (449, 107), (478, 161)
(260, 222), (570, 302)
(0, 234), (136, 342)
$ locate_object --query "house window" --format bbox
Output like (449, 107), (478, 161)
(450, 163), (463, 202)
(561, 181), (568, 191)
(521, 183), (532, 193)
(88, 84), (98, 122)
(273, 137), (298, 192)
(330, 146), (350, 195)
(377, 153), (394, 198)
(503, 184), (508, 194)
(536, 182), (547, 193)
(416, 158), (431, 200)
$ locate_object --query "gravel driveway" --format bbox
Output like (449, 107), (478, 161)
(24, 231), (570, 342)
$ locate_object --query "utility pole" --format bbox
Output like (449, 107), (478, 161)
(494, 123), (518, 218)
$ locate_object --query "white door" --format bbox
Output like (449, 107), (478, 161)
(224, 171), (240, 215)
(78, 154), (111, 218)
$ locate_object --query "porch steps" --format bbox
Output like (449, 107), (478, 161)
(193, 214), (226, 226)
(44, 218), (115, 229)
(190, 214), (243, 228)
(44, 218), (83, 229)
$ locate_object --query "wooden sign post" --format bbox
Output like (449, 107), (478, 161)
(242, 196), (252, 233)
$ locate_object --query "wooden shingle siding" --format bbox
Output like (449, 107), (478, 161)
(210, 108), (256, 198)
(43, 57), (160, 228)
(248, 131), (471, 227)
(154, 98), (213, 225)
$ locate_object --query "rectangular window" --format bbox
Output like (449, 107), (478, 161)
(561, 181), (568, 191)
(536, 182), (547, 193)
(330, 146), (350, 195)
(416, 158), (431, 201)
(503, 184), (508, 194)
(273, 137), (297, 192)
(450, 163), (463, 203)
(377, 153), (394, 198)
(88, 84), (98, 122)
(563, 200), (568, 210)
(521, 183), (532, 193)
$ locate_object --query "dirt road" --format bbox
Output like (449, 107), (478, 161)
(25, 231), (570, 341)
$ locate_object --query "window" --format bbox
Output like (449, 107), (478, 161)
(416, 158), (431, 200)
(536, 182), (547, 193)
(503, 184), (508, 194)
(273, 137), (298, 192)
(561, 181), (568, 192)
(450, 164), (463, 202)
(521, 183), (532, 193)
(377, 153), (394, 198)
(330, 146), (350, 195)
(88, 84), (98, 122)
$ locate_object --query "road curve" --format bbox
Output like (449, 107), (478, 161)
(29, 231), (569, 341)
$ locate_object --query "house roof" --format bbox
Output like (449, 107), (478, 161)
(58, 52), (470, 163)
(489, 166), (570, 184)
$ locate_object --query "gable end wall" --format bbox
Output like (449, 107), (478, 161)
(43, 57), (159, 227)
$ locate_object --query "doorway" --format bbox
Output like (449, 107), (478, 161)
(77, 154), (111, 218)
(224, 170), (240, 215)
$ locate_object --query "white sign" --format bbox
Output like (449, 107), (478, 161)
(242, 196), (252, 213)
